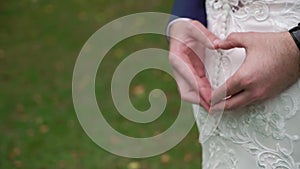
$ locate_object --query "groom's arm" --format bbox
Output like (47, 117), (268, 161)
(167, 0), (207, 39)
(170, 0), (207, 26)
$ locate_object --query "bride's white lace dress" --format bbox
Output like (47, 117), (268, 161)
(193, 0), (300, 168)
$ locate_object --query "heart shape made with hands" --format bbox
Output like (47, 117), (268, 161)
(169, 20), (229, 111)
(170, 20), (300, 143)
(169, 20), (229, 143)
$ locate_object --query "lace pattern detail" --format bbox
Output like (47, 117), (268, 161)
(195, 0), (300, 168)
(204, 137), (238, 169)
(196, 85), (300, 168)
(207, 0), (300, 33)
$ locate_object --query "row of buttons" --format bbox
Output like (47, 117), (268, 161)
(211, 0), (231, 88)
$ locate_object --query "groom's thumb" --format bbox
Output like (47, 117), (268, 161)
(215, 32), (247, 50)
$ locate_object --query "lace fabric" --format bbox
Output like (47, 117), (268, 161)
(194, 0), (300, 168)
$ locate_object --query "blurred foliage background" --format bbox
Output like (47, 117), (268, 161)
(0, 0), (202, 168)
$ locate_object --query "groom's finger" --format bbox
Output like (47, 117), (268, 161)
(183, 46), (212, 103)
(211, 74), (244, 105)
(210, 90), (253, 112)
(173, 65), (211, 108)
(173, 67), (211, 105)
(182, 91), (210, 111)
(186, 45), (206, 77)
(170, 52), (199, 90)
(215, 32), (248, 50)
(170, 50), (212, 101)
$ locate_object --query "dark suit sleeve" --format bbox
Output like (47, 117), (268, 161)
(170, 0), (207, 26)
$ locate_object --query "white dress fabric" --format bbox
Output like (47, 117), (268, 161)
(193, 0), (300, 168)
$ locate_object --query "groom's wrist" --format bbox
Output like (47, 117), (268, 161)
(289, 23), (300, 51)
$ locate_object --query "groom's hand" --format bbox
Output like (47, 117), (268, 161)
(211, 32), (300, 111)
(168, 20), (219, 111)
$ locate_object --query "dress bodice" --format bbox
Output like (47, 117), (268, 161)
(207, 0), (300, 35)
(194, 0), (300, 168)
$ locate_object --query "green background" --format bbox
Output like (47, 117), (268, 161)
(0, 0), (202, 168)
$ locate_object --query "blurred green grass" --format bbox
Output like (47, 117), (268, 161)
(0, 0), (202, 168)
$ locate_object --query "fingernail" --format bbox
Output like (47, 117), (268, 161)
(213, 39), (221, 48)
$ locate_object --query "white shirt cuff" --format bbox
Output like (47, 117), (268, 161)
(166, 18), (192, 40)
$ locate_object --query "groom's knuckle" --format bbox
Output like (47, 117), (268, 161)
(240, 79), (249, 88)
(227, 33), (238, 41)
(253, 89), (265, 100)
(239, 75), (253, 87)
(225, 102), (235, 110)
(239, 78), (247, 87)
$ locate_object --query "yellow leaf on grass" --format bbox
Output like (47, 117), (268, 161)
(160, 154), (171, 164)
(132, 85), (145, 96)
(39, 124), (49, 134)
(127, 161), (141, 169)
